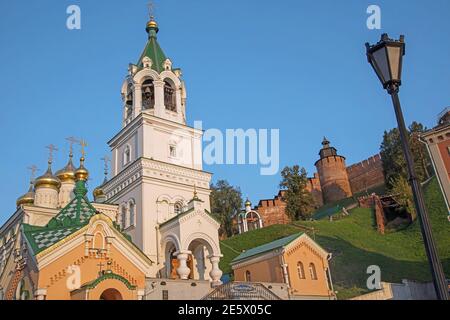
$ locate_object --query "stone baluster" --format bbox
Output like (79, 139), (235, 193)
(208, 254), (223, 286)
(175, 251), (191, 280)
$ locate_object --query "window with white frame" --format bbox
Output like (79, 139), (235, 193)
(123, 145), (131, 166)
(309, 263), (318, 280)
(129, 201), (136, 226)
(174, 202), (183, 215)
(169, 145), (177, 158)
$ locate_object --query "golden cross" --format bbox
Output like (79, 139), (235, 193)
(79, 139), (88, 158)
(27, 165), (39, 180)
(65, 136), (79, 155)
(147, 1), (155, 19)
(45, 144), (58, 162)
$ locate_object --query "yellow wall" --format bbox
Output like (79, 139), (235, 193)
(284, 242), (331, 297)
(234, 255), (283, 283)
(233, 238), (333, 298)
(35, 224), (147, 300)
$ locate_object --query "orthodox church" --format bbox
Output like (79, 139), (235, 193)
(0, 16), (223, 300)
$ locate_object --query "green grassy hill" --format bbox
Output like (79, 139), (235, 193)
(220, 178), (450, 300)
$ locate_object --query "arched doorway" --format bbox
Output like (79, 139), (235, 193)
(100, 288), (123, 300)
(187, 239), (214, 281)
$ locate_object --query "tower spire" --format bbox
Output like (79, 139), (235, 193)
(101, 155), (111, 184)
(146, 1), (159, 36)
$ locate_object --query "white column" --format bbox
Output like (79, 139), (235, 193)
(133, 85), (142, 117)
(175, 250), (191, 280)
(154, 80), (165, 118)
(35, 288), (47, 300)
(243, 217), (248, 233)
(208, 254), (223, 286)
(137, 289), (145, 300)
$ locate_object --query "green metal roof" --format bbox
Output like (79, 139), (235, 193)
(231, 233), (304, 264)
(137, 24), (167, 73)
(23, 180), (97, 254)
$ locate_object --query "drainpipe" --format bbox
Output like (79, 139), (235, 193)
(419, 136), (450, 217)
(280, 252), (290, 288)
(326, 253), (335, 298)
(155, 225), (160, 265)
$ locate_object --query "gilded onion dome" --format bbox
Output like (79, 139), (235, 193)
(56, 153), (76, 182)
(245, 199), (252, 207)
(93, 185), (105, 199)
(34, 161), (61, 190)
(75, 157), (89, 181)
(16, 182), (35, 207)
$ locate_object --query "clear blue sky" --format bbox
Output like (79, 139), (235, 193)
(1, 0), (449, 224)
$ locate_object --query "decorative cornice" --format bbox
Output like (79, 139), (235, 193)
(103, 157), (212, 201)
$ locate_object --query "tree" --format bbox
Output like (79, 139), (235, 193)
(408, 121), (431, 182)
(380, 121), (431, 188)
(210, 180), (243, 238)
(390, 175), (416, 221)
(279, 165), (314, 221)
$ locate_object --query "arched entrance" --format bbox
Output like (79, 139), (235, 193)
(100, 288), (123, 300)
(187, 239), (214, 281)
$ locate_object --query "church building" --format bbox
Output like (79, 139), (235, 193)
(0, 16), (223, 300)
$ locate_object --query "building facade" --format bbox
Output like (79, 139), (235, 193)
(421, 107), (450, 218)
(230, 233), (335, 300)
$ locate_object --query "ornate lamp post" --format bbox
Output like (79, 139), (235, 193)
(366, 33), (449, 300)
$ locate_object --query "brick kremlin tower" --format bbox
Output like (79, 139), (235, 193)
(315, 138), (353, 204)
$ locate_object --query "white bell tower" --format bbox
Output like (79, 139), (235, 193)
(101, 17), (223, 284)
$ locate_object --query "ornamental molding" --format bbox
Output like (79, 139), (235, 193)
(104, 158), (211, 201)
(284, 234), (329, 259)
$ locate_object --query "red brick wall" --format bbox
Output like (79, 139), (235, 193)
(254, 191), (291, 227)
(347, 154), (385, 194)
(306, 173), (324, 208)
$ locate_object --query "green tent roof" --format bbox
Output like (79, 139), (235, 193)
(137, 21), (167, 73)
(231, 233), (304, 264)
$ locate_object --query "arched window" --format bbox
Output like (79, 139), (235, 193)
(174, 202), (183, 215)
(121, 206), (127, 229)
(245, 270), (252, 282)
(297, 262), (305, 279)
(125, 84), (133, 119)
(309, 263), (318, 280)
(123, 145), (131, 166)
(142, 79), (155, 110)
(164, 81), (176, 112)
(129, 201), (135, 226)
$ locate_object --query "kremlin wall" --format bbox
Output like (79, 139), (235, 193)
(252, 139), (385, 227)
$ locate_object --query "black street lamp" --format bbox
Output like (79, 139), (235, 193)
(366, 33), (449, 300)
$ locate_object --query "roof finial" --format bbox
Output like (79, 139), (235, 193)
(78, 139), (88, 161)
(45, 144), (58, 165)
(101, 155), (111, 183)
(66, 136), (79, 158)
(147, 1), (155, 19)
(146, 1), (159, 36)
(27, 165), (39, 182)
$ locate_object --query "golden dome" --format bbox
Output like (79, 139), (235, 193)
(147, 19), (158, 28)
(16, 183), (35, 208)
(245, 199), (252, 207)
(34, 162), (61, 190)
(56, 154), (76, 182)
(75, 157), (89, 181)
(93, 186), (105, 198)
(146, 16), (159, 34)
